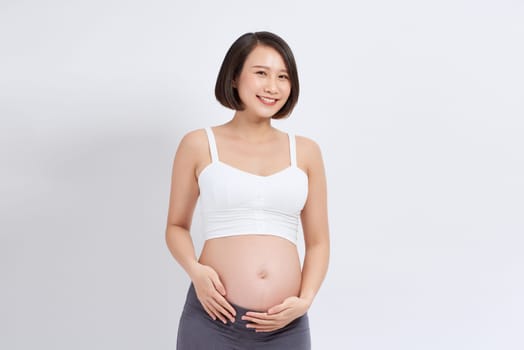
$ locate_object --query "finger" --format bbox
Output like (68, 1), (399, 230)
(208, 303), (227, 324)
(267, 299), (292, 314)
(244, 311), (272, 319)
(268, 301), (291, 315)
(247, 323), (280, 332)
(202, 298), (226, 324)
(211, 275), (226, 296)
(252, 319), (290, 331)
(219, 301), (236, 321)
(201, 303), (216, 321)
(210, 298), (235, 323)
(247, 321), (279, 329)
(242, 316), (274, 325)
(214, 293), (236, 317)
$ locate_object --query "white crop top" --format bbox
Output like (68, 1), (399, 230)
(197, 127), (309, 245)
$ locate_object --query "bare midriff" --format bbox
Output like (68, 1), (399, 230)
(198, 235), (302, 311)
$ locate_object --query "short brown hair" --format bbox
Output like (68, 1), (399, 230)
(215, 31), (300, 119)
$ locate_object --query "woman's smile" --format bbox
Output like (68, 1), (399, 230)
(257, 95), (279, 105)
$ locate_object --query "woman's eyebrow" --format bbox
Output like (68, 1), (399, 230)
(250, 65), (288, 72)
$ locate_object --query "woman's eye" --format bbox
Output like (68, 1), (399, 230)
(256, 71), (267, 76)
(279, 75), (289, 80)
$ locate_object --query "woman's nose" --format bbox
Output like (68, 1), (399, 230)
(264, 78), (278, 94)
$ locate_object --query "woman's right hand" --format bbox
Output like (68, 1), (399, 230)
(190, 263), (236, 324)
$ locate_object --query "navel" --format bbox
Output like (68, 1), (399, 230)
(256, 268), (268, 279)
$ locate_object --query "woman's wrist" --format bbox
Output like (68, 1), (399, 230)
(298, 293), (315, 309)
(186, 260), (202, 280)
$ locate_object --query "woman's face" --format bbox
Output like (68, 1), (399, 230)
(234, 45), (291, 118)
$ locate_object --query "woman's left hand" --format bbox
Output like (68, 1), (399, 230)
(241, 296), (310, 332)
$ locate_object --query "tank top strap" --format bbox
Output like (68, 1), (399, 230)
(288, 132), (297, 167)
(204, 127), (219, 162)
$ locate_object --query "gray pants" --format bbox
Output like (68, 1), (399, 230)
(177, 283), (311, 349)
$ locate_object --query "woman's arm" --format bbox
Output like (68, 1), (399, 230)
(165, 131), (201, 276)
(242, 137), (330, 332)
(165, 129), (236, 324)
(298, 137), (330, 306)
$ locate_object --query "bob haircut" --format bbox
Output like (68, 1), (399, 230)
(215, 31), (299, 119)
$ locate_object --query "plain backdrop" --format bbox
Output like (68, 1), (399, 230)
(1, 0), (523, 349)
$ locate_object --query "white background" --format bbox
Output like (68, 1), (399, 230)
(2, 0), (523, 349)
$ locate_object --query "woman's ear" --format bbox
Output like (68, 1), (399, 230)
(232, 79), (237, 88)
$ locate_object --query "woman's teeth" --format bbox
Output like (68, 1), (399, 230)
(259, 96), (276, 104)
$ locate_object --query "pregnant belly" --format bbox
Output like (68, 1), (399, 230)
(198, 235), (302, 311)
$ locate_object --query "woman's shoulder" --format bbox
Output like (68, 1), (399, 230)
(293, 133), (322, 155)
(289, 132), (324, 172)
(175, 127), (211, 160)
(178, 127), (210, 146)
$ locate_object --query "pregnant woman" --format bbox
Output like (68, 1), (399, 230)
(165, 31), (330, 349)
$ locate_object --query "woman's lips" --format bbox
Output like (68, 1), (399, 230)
(257, 95), (278, 106)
